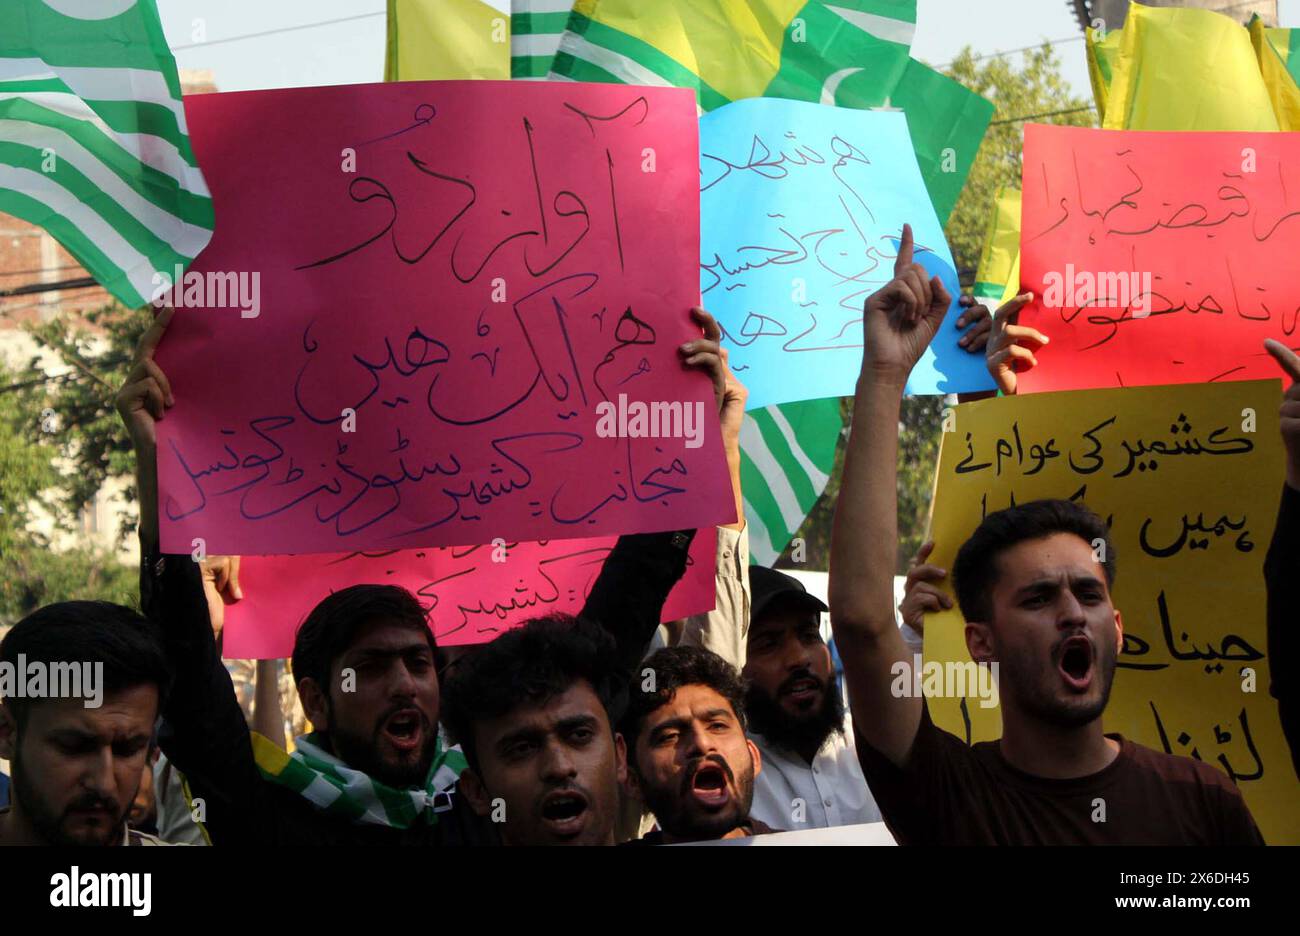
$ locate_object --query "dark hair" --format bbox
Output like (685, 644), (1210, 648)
(0, 601), (171, 727)
(291, 584), (434, 691)
(953, 499), (1116, 624)
(618, 646), (748, 750)
(440, 614), (620, 770)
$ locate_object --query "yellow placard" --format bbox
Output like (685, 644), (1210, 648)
(926, 379), (1297, 844)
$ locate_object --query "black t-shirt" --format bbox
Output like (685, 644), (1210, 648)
(858, 705), (1265, 845)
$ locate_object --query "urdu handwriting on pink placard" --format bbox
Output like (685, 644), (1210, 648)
(1018, 124), (1300, 393)
(155, 81), (733, 555)
(221, 532), (718, 658)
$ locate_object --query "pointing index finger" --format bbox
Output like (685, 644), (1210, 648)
(893, 223), (914, 278)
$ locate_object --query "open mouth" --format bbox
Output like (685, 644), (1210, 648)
(382, 709), (424, 752)
(689, 763), (731, 809)
(781, 676), (821, 706)
(1057, 636), (1094, 692)
(540, 791), (590, 838)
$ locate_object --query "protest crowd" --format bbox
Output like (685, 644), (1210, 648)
(1, 0), (1298, 853)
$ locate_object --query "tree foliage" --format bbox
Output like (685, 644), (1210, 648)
(0, 305), (144, 622)
(945, 44), (1096, 276)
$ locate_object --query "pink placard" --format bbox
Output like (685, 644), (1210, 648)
(1020, 124), (1300, 392)
(156, 81), (733, 554)
(222, 531), (718, 658)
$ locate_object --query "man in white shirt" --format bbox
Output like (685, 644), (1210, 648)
(743, 566), (882, 830)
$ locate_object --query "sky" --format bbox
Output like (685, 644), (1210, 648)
(157, 0), (1300, 99)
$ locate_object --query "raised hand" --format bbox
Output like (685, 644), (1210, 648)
(898, 541), (953, 636)
(114, 306), (175, 453)
(681, 306), (748, 530)
(984, 292), (1044, 395)
(680, 306), (748, 452)
(201, 555), (243, 642)
(862, 224), (953, 384)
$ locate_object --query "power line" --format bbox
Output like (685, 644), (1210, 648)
(169, 10), (385, 52)
(989, 104), (1097, 126)
(0, 276), (99, 299)
(936, 35), (1084, 71)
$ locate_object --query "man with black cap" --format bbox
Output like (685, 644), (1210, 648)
(742, 567), (881, 831)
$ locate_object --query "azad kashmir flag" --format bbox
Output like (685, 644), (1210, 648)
(384, 0), (575, 81)
(0, 0), (213, 308)
(1086, 1), (1279, 131)
(512, 1), (576, 78)
(548, 0), (993, 564)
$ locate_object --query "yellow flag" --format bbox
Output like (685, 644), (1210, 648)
(926, 380), (1297, 844)
(1084, 24), (1122, 125)
(1250, 15), (1300, 131)
(1103, 1), (1278, 131)
(384, 0), (511, 81)
(971, 187), (1020, 306)
(564, 0), (806, 105)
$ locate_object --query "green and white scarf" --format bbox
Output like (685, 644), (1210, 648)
(252, 730), (468, 829)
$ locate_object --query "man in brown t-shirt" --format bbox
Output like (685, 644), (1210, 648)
(827, 224), (1264, 845)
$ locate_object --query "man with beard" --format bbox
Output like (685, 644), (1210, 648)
(441, 615), (628, 845)
(827, 224), (1263, 845)
(620, 646), (771, 843)
(0, 602), (170, 846)
(742, 567), (880, 830)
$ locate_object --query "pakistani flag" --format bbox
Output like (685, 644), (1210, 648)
(0, 0), (213, 308)
(550, 0), (991, 221)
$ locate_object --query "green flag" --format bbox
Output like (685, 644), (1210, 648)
(550, 0), (991, 221)
(512, 1), (575, 79)
(740, 398), (842, 566)
(0, 0), (213, 308)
